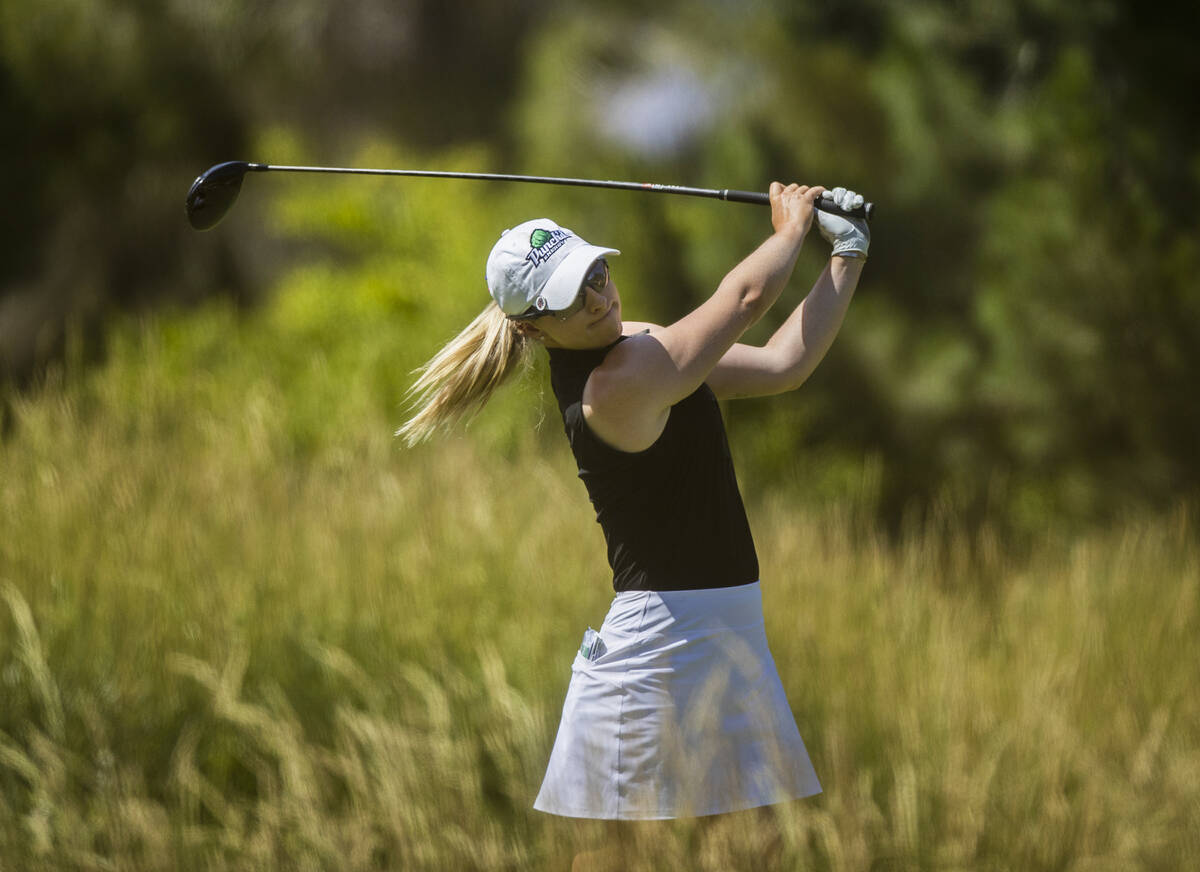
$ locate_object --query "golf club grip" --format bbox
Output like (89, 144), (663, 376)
(723, 189), (873, 221)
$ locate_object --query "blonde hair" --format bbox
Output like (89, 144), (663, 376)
(396, 302), (533, 445)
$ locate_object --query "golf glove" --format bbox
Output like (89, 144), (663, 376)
(816, 187), (870, 258)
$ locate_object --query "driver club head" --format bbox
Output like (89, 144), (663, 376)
(185, 161), (252, 230)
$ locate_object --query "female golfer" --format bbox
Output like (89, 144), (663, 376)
(399, 182), (868, 848)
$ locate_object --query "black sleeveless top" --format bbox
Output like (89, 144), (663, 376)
(547, 337), (759, 592)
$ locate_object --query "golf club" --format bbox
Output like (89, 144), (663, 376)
(185, 161), (874, 231)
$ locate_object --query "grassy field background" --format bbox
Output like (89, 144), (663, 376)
(2, 298), (1198, 871)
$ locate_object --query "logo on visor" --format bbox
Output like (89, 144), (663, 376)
(526, 228), (571, 266)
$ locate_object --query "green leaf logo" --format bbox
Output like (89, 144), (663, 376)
(530, 229), (552, 248)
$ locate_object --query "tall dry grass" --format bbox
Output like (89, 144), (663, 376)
(1, 303), (1198, 870)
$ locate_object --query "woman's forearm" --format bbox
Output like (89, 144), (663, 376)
(765, 255), (864, 388)
(712, 227), (808, 328)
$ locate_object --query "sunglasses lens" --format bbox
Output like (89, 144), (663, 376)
(584, 260), (609, 292)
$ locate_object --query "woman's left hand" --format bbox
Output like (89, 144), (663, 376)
(815, 187), (870, 258)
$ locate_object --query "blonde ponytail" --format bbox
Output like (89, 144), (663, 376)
(396, 302), (532, 445)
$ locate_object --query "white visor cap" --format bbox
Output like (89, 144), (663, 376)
(486, 219), (619, 317)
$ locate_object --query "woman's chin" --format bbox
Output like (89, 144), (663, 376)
(593, 315), (622, 343)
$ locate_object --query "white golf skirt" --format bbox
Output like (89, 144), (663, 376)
(534, 581), (821, 820)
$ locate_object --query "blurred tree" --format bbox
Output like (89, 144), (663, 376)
(0, 0), (551, 386)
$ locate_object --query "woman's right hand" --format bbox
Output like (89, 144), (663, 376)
(769, 182), (825, 240)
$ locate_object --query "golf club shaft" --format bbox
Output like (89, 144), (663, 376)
(242, 163), (873, 218)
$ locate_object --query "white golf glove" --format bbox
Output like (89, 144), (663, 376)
(816, 187), (870, 258)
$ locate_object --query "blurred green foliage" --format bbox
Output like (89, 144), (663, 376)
(1, 0), (1197, 529)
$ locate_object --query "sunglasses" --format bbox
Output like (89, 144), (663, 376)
(512, 259), (610, 322)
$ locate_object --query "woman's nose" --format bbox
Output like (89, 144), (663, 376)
(585, 287), (607, 311)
